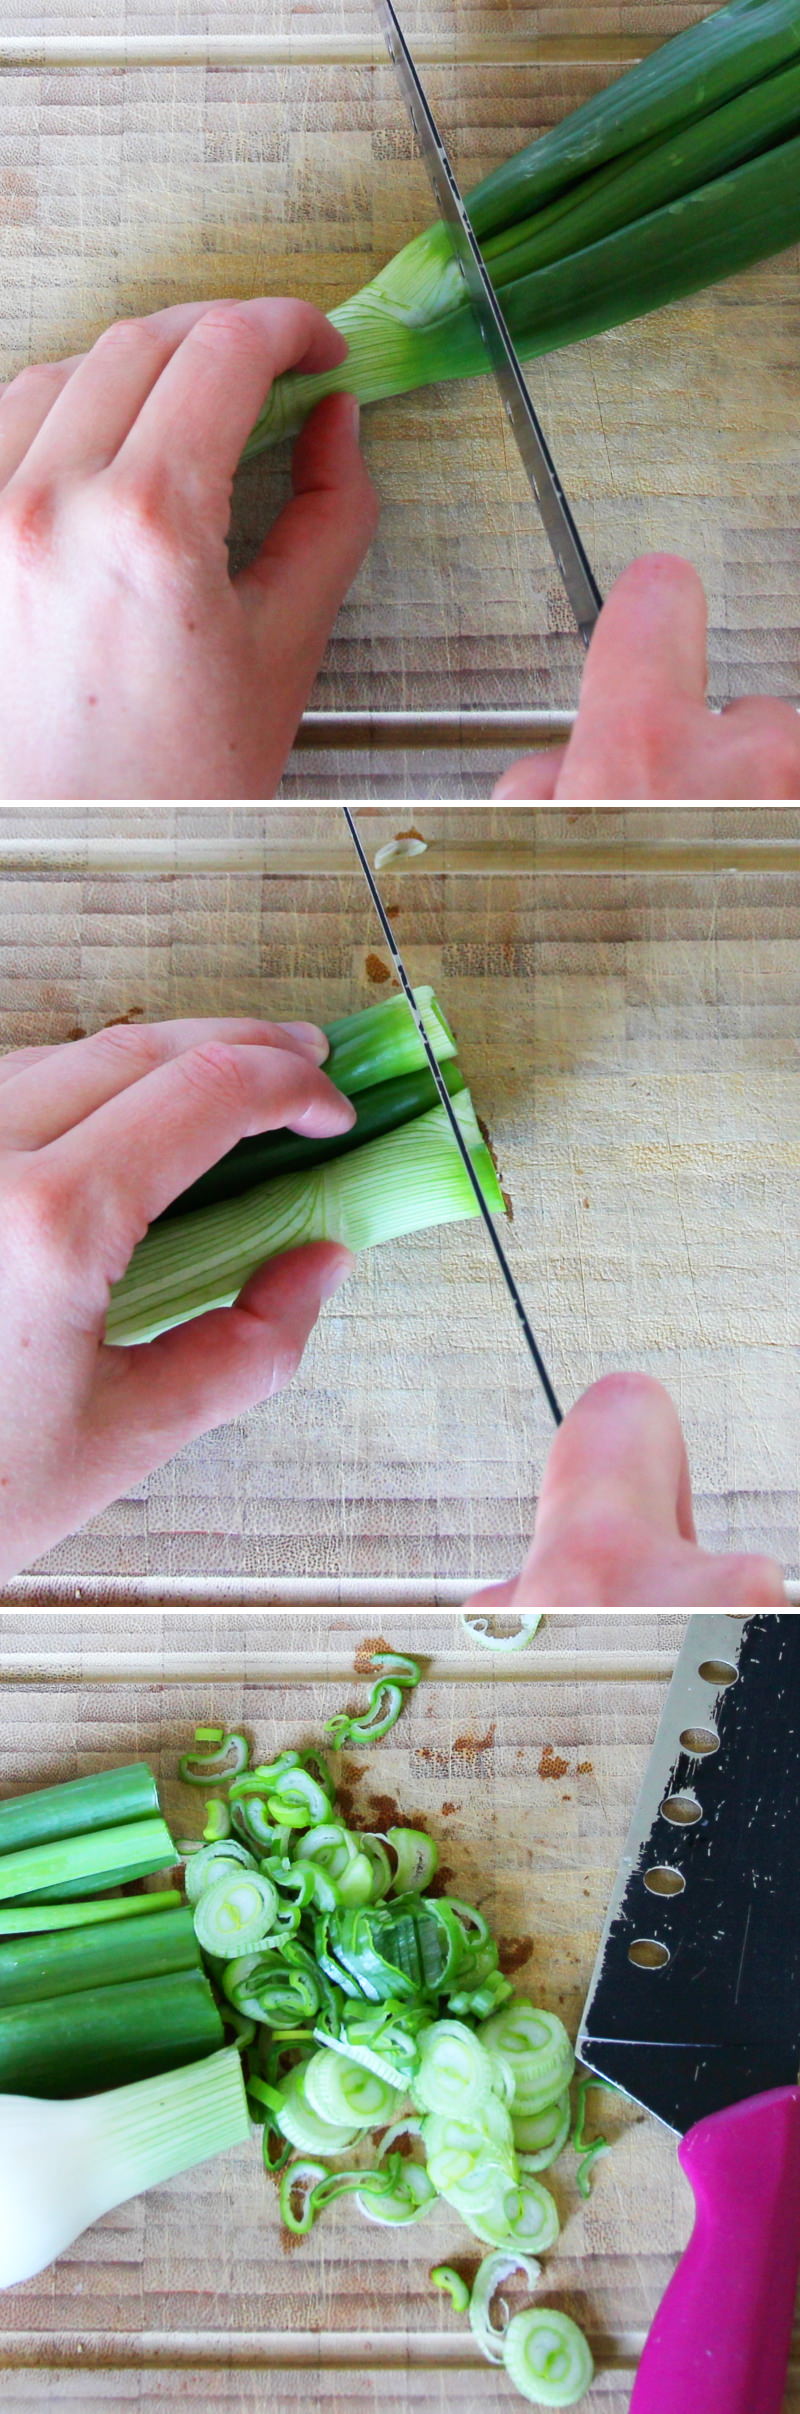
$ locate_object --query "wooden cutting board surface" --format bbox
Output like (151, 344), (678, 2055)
(0, 6), (797, 796)
(1, 805), (800, 1606)
(0, 1610), (798, 2411)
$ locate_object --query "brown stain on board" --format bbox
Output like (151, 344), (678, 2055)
(498, 1933), (535, 1976)
(365, 953), (392, 984)
(441, 1801), (460, 1817)
(354, 1635), (392, 1676)
(476, 1114), (514, 1222)
(538, 1745), (569, 1781)
(577, 1760), (594, 1775)
(452, 1724), (496, 1761)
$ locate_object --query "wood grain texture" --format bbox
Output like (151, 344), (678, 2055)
(0, 7), (796, 795)
(0, 1610), (798, 2412)
(2, 805), (800, 1603)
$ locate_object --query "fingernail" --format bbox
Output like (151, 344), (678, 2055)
(319, 1250), (356, 1301)
(280, 1020), (329, 1062)
(343, 393), (360, 435)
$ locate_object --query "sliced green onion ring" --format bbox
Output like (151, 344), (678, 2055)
(469, 2250), (543, 2367)
(430, 2265), (471, 2313)
(178, 1732), (250, 1785)
(503, 2308), (594, 2407)
(183, 1840), (259, 1904)
(513, 2091), (572, 2170)
(461, 1615), (543, 1650)
(193, 1870), (278, 1955)
(386, 1826), (439, 1894)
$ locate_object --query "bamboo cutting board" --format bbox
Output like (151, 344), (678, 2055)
(0, 5), (798, 796)
(0, 1610), (798, 2411)
(1, 806), (800, 1605)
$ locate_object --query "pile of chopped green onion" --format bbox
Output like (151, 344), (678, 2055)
(106, 989), (505, 1348)
(177, 1649), (609, 2408)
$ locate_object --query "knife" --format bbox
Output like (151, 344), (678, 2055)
(372, 0), (603, 649)
(578, 1611), (800, 2414)
(341, 807), (563, 1425)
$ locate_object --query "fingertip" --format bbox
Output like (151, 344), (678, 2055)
(713, 1554), (787, 1608)
(492, 751), (561, 800)
(279, 1020), (330, 1063)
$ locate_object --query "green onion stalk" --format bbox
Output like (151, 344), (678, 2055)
(240, 0), (800, 454)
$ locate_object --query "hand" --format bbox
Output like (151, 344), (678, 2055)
(494, 555), (800, 799)
(0, 298), (378, 799)
(0, 1019), (357, 1580)
(466, 1372), (785, 1608)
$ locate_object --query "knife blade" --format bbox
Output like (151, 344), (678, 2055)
(342, 807), (563, 1424)
(579, 1611), (800, 2414)
(372, 0), (603, 648)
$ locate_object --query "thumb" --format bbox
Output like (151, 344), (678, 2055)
(97, 1242), (354, 1462)
(239, 392), (379, 674)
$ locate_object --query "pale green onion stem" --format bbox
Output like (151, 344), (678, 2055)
(106, 1093), (503, 1348)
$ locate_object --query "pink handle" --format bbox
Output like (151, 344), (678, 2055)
(630, 2086), (800, 2414)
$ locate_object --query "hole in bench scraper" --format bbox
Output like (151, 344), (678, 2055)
(679, 1725), (720, 1756)
(644, 1866), (686, 1897)
(698, 1659), (738, 1686)
(661, 1791), (702, 1825)
(628, 1939), (671, 1969)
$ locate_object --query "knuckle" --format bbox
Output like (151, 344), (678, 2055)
(105, 470), (185, 585)
(8, 1161), (80, 1271)
(87, 1022), (166, 1077)
(191, 303), (258, 358)
(178, 1040), (252, 1116)
(95, 315), (163, 361)
(2, 360), (62, 407)
(0, 479), (57, 568)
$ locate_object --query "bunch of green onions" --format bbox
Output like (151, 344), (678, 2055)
(106, 987), (504, 1347)
(0, 1762), (250, 2288)
(240, 0), (800, 451)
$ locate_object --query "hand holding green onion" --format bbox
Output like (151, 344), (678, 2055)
(0, 1014), (355, 1580)
(0, 298), (378, 801)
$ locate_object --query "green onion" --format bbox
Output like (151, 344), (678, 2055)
(386, 1827), (438, 1894)
(326, 1654), (422, 1751)
(0, 2047), (250, 2290)
(469, 2250), (543, 2366)
(0, 1906), (199, 2007)
(512, 2091), (572, 2170)
(503, 2308), (595, 2407)
(0, 1764), (161, 1855)
(0, 1815), (177, 1905)
(192, 1871), (279, 1956)
(323, 990), (456, 1094)
(0, 1890), (182, 1935)
(106, 1091), (503, 1347)
(413, 2020), (496, 2116)
(157, 1059), (466, 1221)
(462, 1616), (543, 1651)
(0, 1967), (224, 2094)
(242, 0), (800, 451)
(480, 2005), (575, 2114)
(430, 2264), (471, 2312)
(302, 2045), (402, 2130)
(183, 1840), (258, 1902)
(178, 1733), (250, 1785)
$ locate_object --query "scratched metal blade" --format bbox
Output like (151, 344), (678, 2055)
(578, 1614), (800, 2134)
(342, 809), (562, 1425)
(373, 0), (602, 648)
